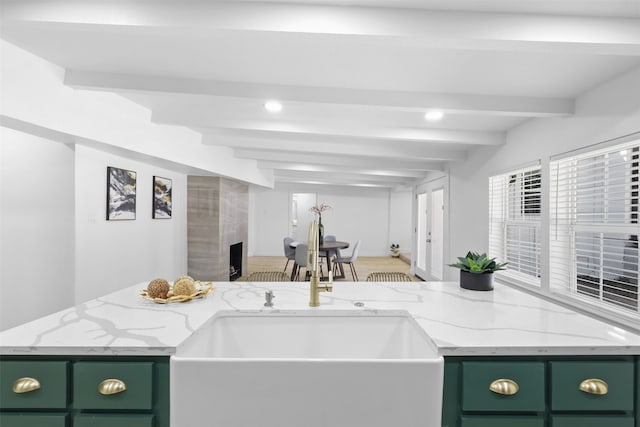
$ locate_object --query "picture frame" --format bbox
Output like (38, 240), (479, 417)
(153, 176), (172, 219)
(106, 166), (137, 220)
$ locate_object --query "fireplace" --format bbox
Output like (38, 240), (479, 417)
(187, 176), (248, 281)
(229, 242), (243, 281)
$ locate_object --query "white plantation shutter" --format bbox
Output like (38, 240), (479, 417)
(550, 139), (639, 314)
(489, 164), (542, 285)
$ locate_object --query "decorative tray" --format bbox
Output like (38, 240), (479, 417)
(140, 281), (214, 304)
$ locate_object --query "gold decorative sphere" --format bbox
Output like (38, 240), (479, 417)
(173, 276), (196, 296)
(147, 278), (170, 299)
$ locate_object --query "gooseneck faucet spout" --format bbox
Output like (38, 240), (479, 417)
(308, 220), (333, 307)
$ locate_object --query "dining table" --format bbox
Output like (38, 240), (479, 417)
(290, 240), (350, 281)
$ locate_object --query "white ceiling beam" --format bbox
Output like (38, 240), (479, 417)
(274, 169), (413, 184)
(235, 148), (445, 171)
(66, 70), (573, 117)
(257, 161), (429, 179)
(5, 1), (640, 55)
(199, 126), (503, 146)
(202, 134), (467, 161)
(273, 174), (407, 188)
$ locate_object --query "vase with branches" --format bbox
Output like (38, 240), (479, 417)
(309, 203), (332, 244)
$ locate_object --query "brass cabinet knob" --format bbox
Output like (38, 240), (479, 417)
(12, 377), (41, 394)
(98, 378), (127, 395)
(579, 378), (608, 395)
(489, 378), (519, 395)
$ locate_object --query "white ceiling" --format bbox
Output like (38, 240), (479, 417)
(2, 0), (640, 189)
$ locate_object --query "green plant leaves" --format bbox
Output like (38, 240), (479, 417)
(448, 251), (508, 273)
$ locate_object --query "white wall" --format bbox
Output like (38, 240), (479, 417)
(249, 185), (413, 257)
(75, 145), (187, 303)
(0, 127), (75, 331)
(389, 188), (413, 253)
(447, 64), (640, 280)
(0, 40), (273, 188)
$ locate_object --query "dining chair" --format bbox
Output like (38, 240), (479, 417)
(244, 271), (291, 282)
(283, 237), (296, 272)
(334, 240), (361, 281)
(294, 242), (309, 281)
(366, 272), (412, 282)
(319, 235), (336, 275)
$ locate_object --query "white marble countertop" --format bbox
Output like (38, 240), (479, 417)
(2, 281), (640, 357)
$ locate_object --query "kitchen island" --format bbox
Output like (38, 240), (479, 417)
(2, 281), (640, 426)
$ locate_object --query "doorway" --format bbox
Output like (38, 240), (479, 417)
(290, 193), (317, 242)
(415, 177), (447, 281)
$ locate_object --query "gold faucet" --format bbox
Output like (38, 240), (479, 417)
(307, 220), (333, 307)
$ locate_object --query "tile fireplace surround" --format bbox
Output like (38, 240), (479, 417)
(187, 176), (248, 282)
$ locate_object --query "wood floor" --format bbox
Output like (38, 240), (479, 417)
(243, 254), (422, 282)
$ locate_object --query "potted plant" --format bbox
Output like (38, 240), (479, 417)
(390, 243), (400, 257)
(448, 251), (508, 291)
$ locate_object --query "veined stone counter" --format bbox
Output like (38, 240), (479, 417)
(2, 281), (640, 356)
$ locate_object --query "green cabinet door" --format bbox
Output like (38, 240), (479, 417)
(637, 359), (640, 427)
(442, 360), (461, 427)
(462, 361), (546, 412)
(73, 362), (153, 410)
(551, 415), (634, 427)
(74, 414), (154, 427)
(0, 413), (67, 427)
(460, 415), (544, 427)
(550, 361), (634, 411)
(0, 361), (68, 409)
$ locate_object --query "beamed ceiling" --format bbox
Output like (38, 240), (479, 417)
(2, 0), (640, 189)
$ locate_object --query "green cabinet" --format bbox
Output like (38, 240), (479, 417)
(550, 361), (634, 412)
(0, 361), (68, 409)
(0, 413), (67, 427)
(74, 414), (155, 427)
(460, 415), (545, 427)
(73, 362), (153, 410)
(637, 359), (640, 427)
(550, 415), (634, 427)
(462, 361), (545, 412)
(444, 356), (638, 427)
(0, 356), (168, 427)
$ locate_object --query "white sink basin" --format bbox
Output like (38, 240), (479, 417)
(171, 310), (444, 427)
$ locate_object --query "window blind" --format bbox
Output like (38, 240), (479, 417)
(489, 164), (542, 284)
(550, 141), (639, 313)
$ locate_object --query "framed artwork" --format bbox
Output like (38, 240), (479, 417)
(106, 166), (137, 220)
(153, 176), (172, 219)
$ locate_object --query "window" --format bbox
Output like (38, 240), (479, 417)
(550, 140), (639, 314)
(489, 164), (542, 284)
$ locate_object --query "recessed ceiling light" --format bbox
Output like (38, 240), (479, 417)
(264, 100), (283, 113)
(424, 110), (444, 122)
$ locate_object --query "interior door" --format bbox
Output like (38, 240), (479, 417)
(290, 193), (316, 242)
(415, 177), (446, 281)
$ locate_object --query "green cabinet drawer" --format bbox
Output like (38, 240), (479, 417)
(73, 362), (153, 410)
(637, 359), (640, 427)
(550, 361), (634, 411)
(551, 415), (634, 427)
(0, 413), (67, 427)
(74, 414), (154, 427)
(0, 361), (68, 409)
(462, 361), (545, 412)
(461, 415), (545, 427)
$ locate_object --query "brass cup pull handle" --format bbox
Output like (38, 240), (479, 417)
(98, 378), (127, 395)
(489, 378), (519, 395)
(579, 378), (608, 395)
(12, 377), (41, 394)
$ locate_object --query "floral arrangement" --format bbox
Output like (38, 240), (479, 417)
(309, 203), (332, 216)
